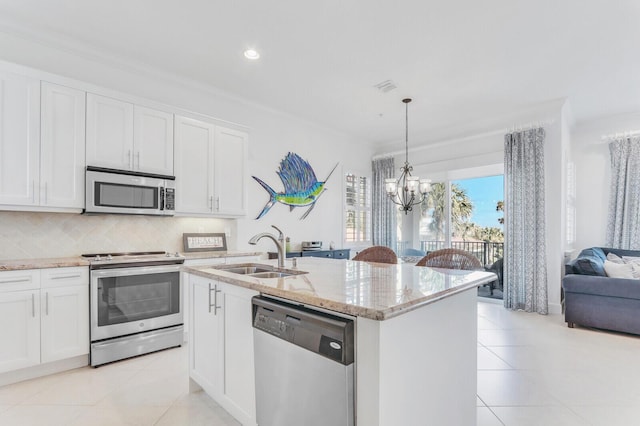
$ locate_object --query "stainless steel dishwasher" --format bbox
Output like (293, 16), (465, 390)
(252, 296), (355, 426)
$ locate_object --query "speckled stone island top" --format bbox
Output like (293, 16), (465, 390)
(0, 252), (262, 271)
(184, 257), (497, 321)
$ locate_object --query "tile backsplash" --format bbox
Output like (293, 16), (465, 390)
(0, 212), (234, 260)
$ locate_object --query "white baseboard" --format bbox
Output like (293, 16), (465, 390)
(548, 302), (562, 315)
(478, 298), (563, 315)
(0, 355), (88, 387)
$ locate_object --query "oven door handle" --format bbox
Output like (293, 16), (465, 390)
(90, 264), (182, 277)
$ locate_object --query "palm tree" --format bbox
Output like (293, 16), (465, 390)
(496, 200), (504, 225)
(422, 183), (473, 241)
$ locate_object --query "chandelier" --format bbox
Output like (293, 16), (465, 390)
(384, 98), (431, 214)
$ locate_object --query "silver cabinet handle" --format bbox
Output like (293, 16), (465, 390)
(31, 293), (35, 318)
(50, 274), (81, 280)
(45, 292), (49, 315)
(216, 196), (220, 211)
(127, 150), (132, 169)
(209, 196), (214, 212)
(208, 283), (213, 313)
(44, 182), (48, 204)
(214, 284), (222, 315)
(135, 151), (140, 169)
(0, 278), (31, 284)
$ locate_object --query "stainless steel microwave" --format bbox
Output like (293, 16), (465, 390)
(85, 167), (176, 216)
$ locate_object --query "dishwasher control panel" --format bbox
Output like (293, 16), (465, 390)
(252, 296), (354, 365)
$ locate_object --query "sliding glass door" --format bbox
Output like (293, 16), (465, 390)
(401, 173), (504, 299)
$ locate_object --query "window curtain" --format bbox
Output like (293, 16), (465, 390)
(371, 157), (397, 249)
(606, 136), (640, 249)
(504, 127), (548, 314)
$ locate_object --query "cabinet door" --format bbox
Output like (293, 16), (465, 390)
(134, 106), (174, 175)
(189, 274), (221, 397)
(40, 82), (86, 208)
(214, 127), (247, 216)
(220, 283), (258, 425)
(0, 290), (40, 373)
(40, 285), (89, 363)
(0, 71), (40, 206)
(174, 116), (215, 214)
(86, 93), (134, 170)
(182, 258), (226, 344)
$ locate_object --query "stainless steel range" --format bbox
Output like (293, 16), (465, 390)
(83, 251), (185, 366)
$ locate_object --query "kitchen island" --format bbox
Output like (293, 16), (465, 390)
(184, 257), (496, 426)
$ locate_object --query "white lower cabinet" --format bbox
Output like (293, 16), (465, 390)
(0, 267), (89, 374)
(189, 273), (257, 426)
(40, 268), (89, 363)
(0, 286), (40, 373)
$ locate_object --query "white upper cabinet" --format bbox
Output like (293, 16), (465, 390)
(175, 116), (216, 214)
(40, 82), (86, 209)
(214, 127), (247, 216)
(86, 93), (174, 176)
(0, 76), (85, 211)
(86, 93), (134, 171)
(0, 71), (40, 206)
(175, 115), (247, 217)
(134, 106), (174, 175)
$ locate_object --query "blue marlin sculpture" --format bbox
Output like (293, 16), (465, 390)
(253, 152), (338, 220)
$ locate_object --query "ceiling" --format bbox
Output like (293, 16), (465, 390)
(0, 0), (639, 148)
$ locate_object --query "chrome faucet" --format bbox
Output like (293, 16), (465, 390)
(249, 225), (286, 268)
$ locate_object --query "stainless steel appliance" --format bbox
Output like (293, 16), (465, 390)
(85, 251), (185, 366)
(301, 241), (322, 251)
(252, 296), (355, 426)
(85, 166), (176, 216)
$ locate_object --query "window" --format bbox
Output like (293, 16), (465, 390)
(344, 173), (371, 243)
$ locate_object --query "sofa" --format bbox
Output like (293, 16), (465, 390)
(562, 247), (640, 335)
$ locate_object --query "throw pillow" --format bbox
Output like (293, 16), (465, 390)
(572, 248), (607, 276)
(622, 256), (640, 278)
(603, 260), (635, 279)
(607, 253), (625, 264)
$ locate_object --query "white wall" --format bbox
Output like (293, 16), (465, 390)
(0, 32), (373, 257)
(571, 111), (640, 253)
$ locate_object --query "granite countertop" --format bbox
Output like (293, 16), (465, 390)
(0, 257), (90, 271)
(181, 251), (262, 260)
(184, 257), (497, 320)
(0, 251), (263, 271)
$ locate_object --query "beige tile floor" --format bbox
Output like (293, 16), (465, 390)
(477, 301), (640, 426)
(1, 301), (640, 425)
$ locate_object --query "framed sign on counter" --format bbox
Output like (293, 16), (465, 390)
(183, 233), (227, 252)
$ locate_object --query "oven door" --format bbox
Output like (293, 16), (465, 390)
(90, 264), (182, 341)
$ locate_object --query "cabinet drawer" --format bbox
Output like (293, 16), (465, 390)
(41, 267), (88, 289)
(302, 251), (334, 258)
(333, 249), (351, 259)
(0, 270), (40, 292)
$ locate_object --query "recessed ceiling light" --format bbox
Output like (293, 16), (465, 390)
(244, 49), (260, 60)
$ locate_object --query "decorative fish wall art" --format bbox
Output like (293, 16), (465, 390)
(253, 152), (338, 220)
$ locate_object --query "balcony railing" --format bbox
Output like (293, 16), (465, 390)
(419, 241), (503, 266)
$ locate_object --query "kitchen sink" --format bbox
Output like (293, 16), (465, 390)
(219, 266), (274, 275)
(214, 263), (307, 279)
(249, 271), (294, 278)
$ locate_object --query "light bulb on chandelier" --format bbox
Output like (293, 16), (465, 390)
(384, 98), (431, 214)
